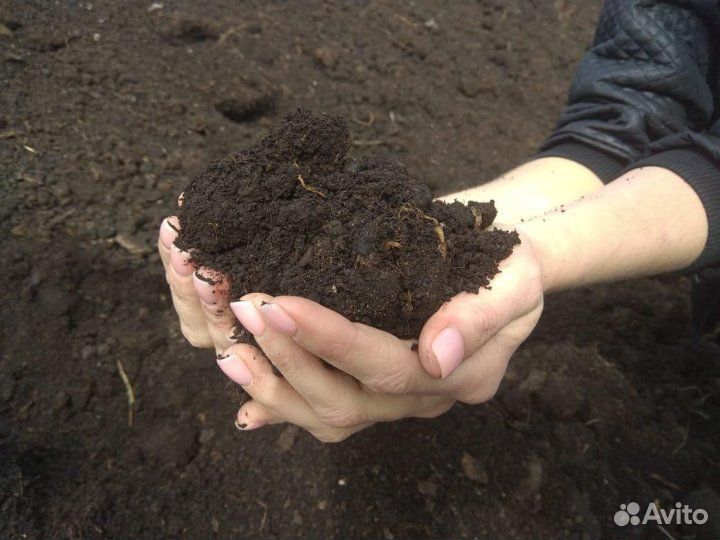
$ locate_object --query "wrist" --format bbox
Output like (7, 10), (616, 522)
(515, 220), (569, 295)
(439, 157), (604, 225)
(515, 166), (709, 294)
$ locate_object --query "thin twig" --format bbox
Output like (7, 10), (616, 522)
(394, 14), (418, 29)
(351, 112), (375, 127)
(671, 421), (690, 455)
(351, 139), (386, 147)
(649, 472), (683, 491)
(297, 173), (326, 198)
(17, 172), (41, 185)
(216, 23), (249, 44)
(657, 524), (676, 540)
(292, 159), (326, 198)
(116, 359), (136, 427)
(257, 500), (268, 532)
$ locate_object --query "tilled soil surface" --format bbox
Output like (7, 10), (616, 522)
(1, 1), (719, 539)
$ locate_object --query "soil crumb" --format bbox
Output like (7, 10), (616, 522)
(176, 109), (519, 338)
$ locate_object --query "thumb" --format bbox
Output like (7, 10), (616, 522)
(417, 290), (515, 379)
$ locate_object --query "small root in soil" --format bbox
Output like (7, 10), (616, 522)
(296, 173), (326, 198)
(400, 203), (447, 258)
(116, 359), (136, 427)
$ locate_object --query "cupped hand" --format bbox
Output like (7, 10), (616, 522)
(157, 195), (237, 353)
(215, 228), (545, 442)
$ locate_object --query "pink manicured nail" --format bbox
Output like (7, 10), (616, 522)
(229, 301), (265, 336)
(258, 302), (297, 336)
(234, 420), (264, 431)
(217, 354), (253, 386)
(431, 327), (465, 378)
(159, 217), (179, 248)
(193, 270), (218, 304)
(170, 245), (193, 276)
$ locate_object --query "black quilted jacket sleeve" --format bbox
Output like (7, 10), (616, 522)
(537, 0), (720, 273)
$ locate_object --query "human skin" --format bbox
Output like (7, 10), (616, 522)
(435, 156), (605, 223)
(158, 159), (707, 441)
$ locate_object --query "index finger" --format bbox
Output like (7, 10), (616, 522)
(261, 296), (448, 395)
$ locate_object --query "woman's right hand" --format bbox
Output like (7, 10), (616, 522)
(157, 196), (238, 353)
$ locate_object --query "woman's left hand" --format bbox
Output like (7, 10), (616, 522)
(217, 293), (456, 441)
(216, 230), (544, 442)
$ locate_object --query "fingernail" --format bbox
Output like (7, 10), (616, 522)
(193, 270), (217, 304)
(159, 217), (179, 248)
(170, 245), (193, 276)
(234, 419), (264, 431)
(258, 302), (297, 336)
(217, 354), (253, 386)
(431, 327), (465, 378)
(229, 301), (265, 336)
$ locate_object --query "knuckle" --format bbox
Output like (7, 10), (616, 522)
(182, 328), (211, 348)
(203, 303), (229, 324)
(254, 374), (283, 406)
(458, 384), (498, 405)
(365, 369), (410, 395)
(423, 400), (454, 418)
(523, 258), (543, 285)
(172, 284), (197, 305)
(414, 405), (445, 419)
(319, 322), (359, 364)
(470, 302), (499, 335)
(317, 405), (363, 429)
(313, 429), (351, 444)
(267, 349), (295, 374)
(458, 392), (486, 405)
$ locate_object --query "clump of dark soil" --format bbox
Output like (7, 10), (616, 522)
(176, 109), (519, 337)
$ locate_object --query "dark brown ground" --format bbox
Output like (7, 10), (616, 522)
(1, 1), (719, 539)
(177, 109), (517, 338)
